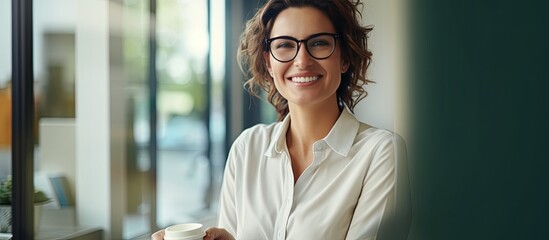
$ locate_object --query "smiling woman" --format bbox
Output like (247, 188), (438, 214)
(241, 1), (373, 122)
(154, 0), (411, 240)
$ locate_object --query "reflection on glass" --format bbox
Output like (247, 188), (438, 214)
(31, 0), (78, 237)
(0, 16), (12, 231)
(156, 0), (212, 228)
(121, 0), (227, 234)
(122, 0), (152, 238)
(1, 0), (227, 237)
(0, 0), (11, 185)
(0, 2), (12, 235)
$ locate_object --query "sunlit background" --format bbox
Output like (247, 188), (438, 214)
(0, 0), (408, 238)
(2, 0), (548, 239)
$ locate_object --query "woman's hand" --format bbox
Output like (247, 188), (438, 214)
(151, 227), (233, 240)
(151, 229), (165, 240)
(204, 227), (235, 240)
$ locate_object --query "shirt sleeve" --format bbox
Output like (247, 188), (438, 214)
(217, 140), (240, 237)
(346, 133), (411, 240)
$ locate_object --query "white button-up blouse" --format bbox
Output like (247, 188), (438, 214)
(217, 108), (411, 240)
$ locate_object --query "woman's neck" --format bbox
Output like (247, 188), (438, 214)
(285, 100), (341, 183)
(286, 100), (341, 150)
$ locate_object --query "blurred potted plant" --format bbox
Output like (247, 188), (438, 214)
(0, 175), (50, 233)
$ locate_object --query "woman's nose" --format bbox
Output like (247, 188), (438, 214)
(293, 44), (313, 69)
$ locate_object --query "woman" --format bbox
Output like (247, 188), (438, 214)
(154, 0), (410, 239)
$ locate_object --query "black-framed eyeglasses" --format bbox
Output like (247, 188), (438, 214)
(265, 32), (339, 63)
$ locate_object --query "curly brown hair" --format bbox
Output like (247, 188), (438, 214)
(238, 0), (373, 121)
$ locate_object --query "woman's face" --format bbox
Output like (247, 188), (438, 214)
(265, 7), (348, 110)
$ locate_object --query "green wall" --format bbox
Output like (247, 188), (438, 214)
(407, 0), (549, 239)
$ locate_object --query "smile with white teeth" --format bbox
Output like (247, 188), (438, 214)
(290, 76), (320, 83)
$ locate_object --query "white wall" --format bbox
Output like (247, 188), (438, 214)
(355, 0), (409, 138)
(76, 0), (126, 238)
(37, 118), (76, 208)
(75, 0), (111, 236)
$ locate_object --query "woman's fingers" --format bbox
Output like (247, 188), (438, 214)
(151, 229), (165, 240)
(204, 227), (235, 240)
(152, 226), (233, 240)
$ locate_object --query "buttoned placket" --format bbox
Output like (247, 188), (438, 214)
(273, 150), (294, 240)
(272, 141), (328, 240)
(292, 140), (327, 203)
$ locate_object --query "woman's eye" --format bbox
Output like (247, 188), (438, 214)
(276, 41), (296, 49)
(311, 40), (329, 47)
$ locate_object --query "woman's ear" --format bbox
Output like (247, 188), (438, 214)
(264, 52), (273, 75)
(341, 60), (350, 73)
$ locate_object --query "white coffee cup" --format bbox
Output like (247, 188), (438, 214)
(163, 223), (206, 240)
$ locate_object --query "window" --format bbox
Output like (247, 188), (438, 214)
(6, 0), (228, 238)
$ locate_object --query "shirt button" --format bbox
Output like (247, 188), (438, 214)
(278, 231), (283, 239)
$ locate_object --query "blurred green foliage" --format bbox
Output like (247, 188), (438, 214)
(0, 176), (49, 205)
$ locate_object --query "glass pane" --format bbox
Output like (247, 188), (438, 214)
(32, 0), (78, 237)
(122, 0), (152, 238)
(156, 0), (211, 227)
(209, 0), (227, 220)
(0, 0), (11, 236)
(4, 0), (228, 237)
(0, 0), (11, 173)
(31, 1), (155, 238)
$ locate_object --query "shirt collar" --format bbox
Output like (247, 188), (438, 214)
(323, 107), (360, 157)
(265, 107), (360, 158)
(265, 114), (291, 157)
